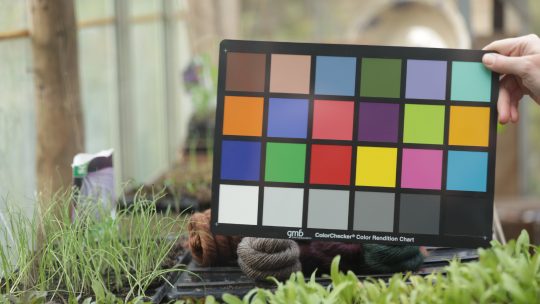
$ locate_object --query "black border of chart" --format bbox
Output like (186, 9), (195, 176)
(210, 39), (499, 248)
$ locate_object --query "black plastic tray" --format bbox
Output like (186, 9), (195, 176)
(163, 247), (478, 301)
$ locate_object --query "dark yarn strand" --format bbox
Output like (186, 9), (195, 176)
(187, 209), (241, 266)
(237, 237), (301, 281)
(299, 241), (364, 275)
(300, 242), (424, 275)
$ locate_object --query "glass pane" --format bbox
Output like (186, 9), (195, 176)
(527, 0), (540, 196)
(130, 0), (161, 17)
(526, 100), (540, 195)
(76, 0), (114, 22)
(0, 39), (36, 216)
(78, 26), (118, 154)
(0, 0), (27, 32)
(176, 19), (193, 149)
(129, 22), (168, 182)
(175, 0), (189, 11)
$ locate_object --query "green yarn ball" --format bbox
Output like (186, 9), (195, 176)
(363, 244), (424, 273)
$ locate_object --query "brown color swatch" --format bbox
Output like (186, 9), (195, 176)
(270, 54), (311, 94)
(225, 52), (266, 92)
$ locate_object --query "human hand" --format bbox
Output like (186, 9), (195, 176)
(482, 34), (540, 124)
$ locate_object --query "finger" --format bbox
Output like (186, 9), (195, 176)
(509, 88), (524, 123)
(510, 97), (519, 123)
(482, 53), (528, 77)
(497, 75), (519, 124)
(482, 36), (524, 55)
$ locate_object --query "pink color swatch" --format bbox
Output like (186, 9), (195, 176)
(401, 149), (443, 190)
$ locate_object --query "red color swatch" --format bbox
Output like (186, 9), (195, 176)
(310, 145), (352, 185)
(312, 100), (354, 140)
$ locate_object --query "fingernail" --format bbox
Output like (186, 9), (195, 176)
(483, 53), (495, 66)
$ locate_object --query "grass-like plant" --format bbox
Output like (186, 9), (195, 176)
(0, 188), (187, 302)
(213, 230), (540, 304)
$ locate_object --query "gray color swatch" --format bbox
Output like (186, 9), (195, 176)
(399, 194), (440, 234)
(262, 187), (303, 227)
(354, 192), (395, 232)
(307, 189), (349, 230)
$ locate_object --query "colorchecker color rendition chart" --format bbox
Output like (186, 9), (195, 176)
(211, 40), (499, 248)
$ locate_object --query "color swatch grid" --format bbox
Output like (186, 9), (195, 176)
(212, 40), (498, 248)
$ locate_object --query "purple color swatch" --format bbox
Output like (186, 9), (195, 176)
(358, 102), (399, 143)
(401, 148), (443, 190)
(405, 60), (447, 100)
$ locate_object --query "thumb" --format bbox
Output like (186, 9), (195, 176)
(482, 53), (528, 77)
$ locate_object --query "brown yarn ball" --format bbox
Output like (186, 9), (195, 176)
(187, 209), (241, 266)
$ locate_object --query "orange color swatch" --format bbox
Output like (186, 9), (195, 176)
(223, 96), (264, 136)
(449, 106), (490, 147)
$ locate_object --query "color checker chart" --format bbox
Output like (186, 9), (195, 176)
(211, 40), (499, 248)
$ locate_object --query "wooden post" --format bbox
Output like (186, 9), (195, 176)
(29, 0), (84, 208)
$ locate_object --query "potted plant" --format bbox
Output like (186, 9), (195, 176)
(183, 54), (218, 155)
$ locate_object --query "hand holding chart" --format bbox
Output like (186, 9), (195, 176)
(482, 34), (540, 124)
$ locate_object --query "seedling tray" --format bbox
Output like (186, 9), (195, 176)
(163, 247), (478, 301)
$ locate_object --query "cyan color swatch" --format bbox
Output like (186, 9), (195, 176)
(446, 151), (488, 192)
(267, 98), (309, 138)
(221, 140), (261, 181)
(451, 61), (491, 102)
(315, 56), (356, 96)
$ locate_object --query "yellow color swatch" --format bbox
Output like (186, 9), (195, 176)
(223, 96), (264, 136)
(449, 106), (490, 147)
(356, 147), (397, 187)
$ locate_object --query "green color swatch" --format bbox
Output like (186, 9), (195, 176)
(403, 104), (445, 145)
(451, 61), (491, 102)
(265, 142), (306, 183)
(360, 58), (402, 98)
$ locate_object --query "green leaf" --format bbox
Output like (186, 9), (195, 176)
(330, 255), (342, 284)
(205, 295), (217, 304)
(501, 273), (527, 303)
(222, 293), (245, 304)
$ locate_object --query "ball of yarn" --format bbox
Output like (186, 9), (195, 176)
(237, 238), (301, 281)
(187, 209), (241, 266)
(299, 241), (364, 275)
(363, 244), (425, 273)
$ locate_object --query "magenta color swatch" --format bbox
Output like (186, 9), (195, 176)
(401, 149), (443, 190)
(358, 102), (400, 143)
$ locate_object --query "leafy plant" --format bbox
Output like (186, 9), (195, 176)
(216, 230), (540, 304)
(0, 188), (187, 302)
(183, 53), (218, 118)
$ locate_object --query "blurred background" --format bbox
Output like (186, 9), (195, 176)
(0, 0), (539, 242)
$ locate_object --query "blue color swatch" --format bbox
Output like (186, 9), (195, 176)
(221, 140), (261, 181)
(446, 151), (488, 192)
(267, 98), (309, 138)
(451, 61), (491, 102)
(315, 56), (356, 96)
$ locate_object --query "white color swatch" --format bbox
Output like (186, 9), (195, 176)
(218, 184), (259, 225)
